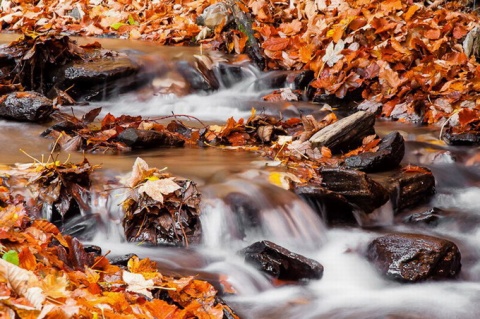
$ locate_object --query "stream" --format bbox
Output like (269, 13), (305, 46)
(2, 36), (480, 318)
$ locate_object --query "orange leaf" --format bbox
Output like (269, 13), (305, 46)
(299, 44), (315, 63)
(424, 29), (441, 40)
(402, 165), (431, 173)
(127, 256), (158, 274)
(453, 25), (469, 39)
(227, 132), (248, 146)
(321, 146), (332, 158)
(19, 247), (37, 271)
(458, 108), (480, 128)
(262, 37), (290, 51)
(404, 4), (420, 21)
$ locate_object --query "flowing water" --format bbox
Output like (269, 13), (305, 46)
(2, 36), (480, 318)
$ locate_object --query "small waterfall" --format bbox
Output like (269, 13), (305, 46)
(200, 177), (327, 252)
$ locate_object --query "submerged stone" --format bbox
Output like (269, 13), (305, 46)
(240, 240), (324, 281)
(0, 91), (53, 122)
(366, 233), (461, 282)
(309, 111), (376, 154)
(402, 207), (448, 227)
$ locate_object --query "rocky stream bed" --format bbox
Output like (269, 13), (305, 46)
(1, 32), (480, 318)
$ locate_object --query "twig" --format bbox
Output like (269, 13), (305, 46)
(439, 109), (461, 141)
(151, 113), (208, 129)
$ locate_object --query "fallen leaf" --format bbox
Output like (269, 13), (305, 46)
(322, 40), (345, 67)
(137, 177), (181, 203)
(122, 271), (155, 299)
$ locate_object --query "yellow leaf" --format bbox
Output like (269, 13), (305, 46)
(268, 172), (301, 190)
(40, 274), (70, 299)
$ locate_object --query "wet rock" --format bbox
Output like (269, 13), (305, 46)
(109, 253), (137, 267)
(402, 207), (448, 227)
(366, 233), (461, 282)
(223, 192), (261, 240)
(319, 167), (389, 214)
(117, 128), (185, 149)
(0, 91), (53, 121)
(295, 185), (357, 226)
(58, 55), (143, 100)
(240, 240), (324, 281)
(345, 131), (405, 172)
(443, 128), (480, 146)
(213, 63), (251, 88)
(254, 71), (289, 91)
(310, 111), (376, 154)
(83, 245), (102, 257)
(374, 166), (436, 213)
(60, 213), (101, 241)
(287, 70), (315, 90)
(176, 60), (219, 92)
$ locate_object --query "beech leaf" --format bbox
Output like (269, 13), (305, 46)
(0, 259), (45, 310)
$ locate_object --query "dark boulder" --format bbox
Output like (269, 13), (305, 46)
(309, 111), (376, 154)
(295, 185), (357, 226)
(366, 233), (461, 282)
(117, 128), (185, 149)
(176, 60), (219, 92)
(253, 71), (289, 91)
(319, 167), (389, 214)
(443, 127), (480, 146)
(240, 240), (324, 281)
(345, 131), (405, 172)
(288, 70), (315, 90)
(58, 55), (143, 100)
(0, 91), (53, 122)
(373, 166), (435, 213)
(222, 192), (261, 240)
(213, 63), (251, 88)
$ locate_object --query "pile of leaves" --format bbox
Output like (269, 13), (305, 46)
(122, 158), (202, 247)
(2, 0), (480, 126)
(0, 162), (237, 319)
(42, 108), (197, 153)
(0, 34), (85, 94)
(0, 0), (216, 43)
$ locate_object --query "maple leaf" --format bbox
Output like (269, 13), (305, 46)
(137, 177), (181, 203)
(322, 40), (345, 67)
